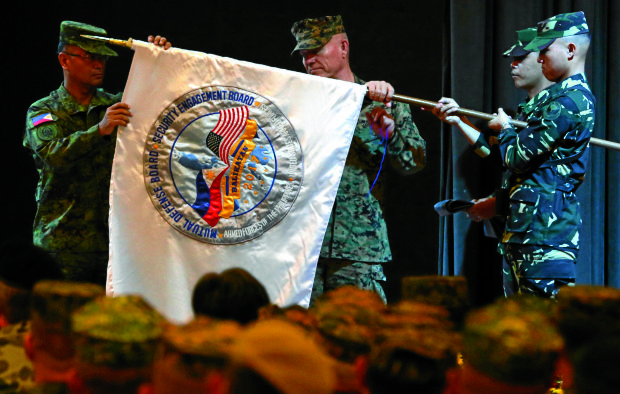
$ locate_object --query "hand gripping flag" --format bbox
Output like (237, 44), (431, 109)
(108, 41), (366, 322)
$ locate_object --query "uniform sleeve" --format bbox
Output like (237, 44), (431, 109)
(386, 101), (426, 175)
(498, 95), (580, 173)
(24, 104), (112, 168)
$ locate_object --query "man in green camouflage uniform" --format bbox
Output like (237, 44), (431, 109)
(23, 22), (170, 284)
(489, 11), (595, 298)
(290, 16), (426, 304)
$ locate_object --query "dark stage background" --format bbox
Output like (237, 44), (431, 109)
(10, 0), (618, 307)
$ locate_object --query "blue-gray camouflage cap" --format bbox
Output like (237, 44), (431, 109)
(290, 15), (345, 54)
(59, 21), (118, 57)
(524, 11), (589, 52)
(503, 27), (538, 57)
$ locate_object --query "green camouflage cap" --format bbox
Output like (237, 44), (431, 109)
(154, 317), (241, 381)
(463, 296), (563, 386)
(554, 285), (620, 353)
(72, 295), (165, 369)
(313, 287), (386, 362)
(382, 300), (454, 331)
(290, 15), (345, 54)
(503, 27), (538, 57)
(374, 327), (461, 362)
(160, 317), (240, 360)
(59, 21), (118, 57)
(524, 11), (589, 52)
(30, 280), (105, 335)
(401, 276), (470, 329)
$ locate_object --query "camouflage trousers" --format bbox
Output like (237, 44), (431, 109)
(501, 244), (576, 298)
(310, 258), (387, 306)
(48, 251), (108, 286)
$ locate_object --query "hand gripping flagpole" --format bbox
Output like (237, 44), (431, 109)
(391, 93), (620, 151)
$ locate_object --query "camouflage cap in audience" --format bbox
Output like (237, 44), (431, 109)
(366, 327), (460, 393)
(315, 305), (377, 362)
(314, 285), (387, 314)
(463, 296), (563, 386)
(30, 280), (105, 335)
(72, 295), (165, 369)
(313, 286), (386, 361)
(229, 320), (336, 394)
(554, 285), (620, 353)
(374, 327), (461, 365)
(382, 300), (454, 331)
(503, 27), (538, 57)
(401, 276), (470, 329)
(158, 317), (241, 371)
(524, 11), (589, 51)
(259, 304), (319, 334)
(59, 21), (118, 56)
(290, 15), (345, 54)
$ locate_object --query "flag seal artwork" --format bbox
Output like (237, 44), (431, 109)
(143, 86), (303, 244)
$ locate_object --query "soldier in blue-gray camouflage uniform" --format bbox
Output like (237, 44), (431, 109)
(489, 11), (595, 298)
(24, 22), (170, 284)
(290, 16), (426, 305)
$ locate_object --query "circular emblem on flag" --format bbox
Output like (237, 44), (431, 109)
(143, 86), (303, 244)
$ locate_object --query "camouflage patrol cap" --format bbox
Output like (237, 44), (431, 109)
(72, 295), (165, 369)
(524, 11), (589, 52)
(463, 296), (563, 386)
(160, 317), (240, 362)
(554, 285), (620, 353)
(503, 27), (538, 57)
(290, 15), (345, 54)
(229, 320), (336, 394)
(30, 280), (105, 335)
(401, 276), (470, 329)
(152, 317), (241, 385)
(59, 21), (118, 57)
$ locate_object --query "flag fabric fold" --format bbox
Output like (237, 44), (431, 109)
(108, 40), (366, 322)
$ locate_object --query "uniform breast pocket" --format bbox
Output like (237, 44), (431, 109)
(506, 187), (540, 233)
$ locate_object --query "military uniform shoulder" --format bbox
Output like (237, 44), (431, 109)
(96, 88), (122, 102)
(28, 90), (61, 112)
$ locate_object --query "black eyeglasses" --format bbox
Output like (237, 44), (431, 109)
(61, 51), (109, 63)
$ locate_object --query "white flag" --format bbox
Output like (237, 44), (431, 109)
(109, 41), (366, 322)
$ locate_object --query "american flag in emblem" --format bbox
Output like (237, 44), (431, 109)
(206, 106), (249, 165)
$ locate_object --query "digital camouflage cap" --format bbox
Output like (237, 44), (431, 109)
(59, 20), (118, 57)
(503, 27), (538, 57)
(72, 295), (165, 369)
(290, 15), (345, 54)
(463, 296), (563, 386)
(524, 11), (589, 52)
(30, 280), (105, 335)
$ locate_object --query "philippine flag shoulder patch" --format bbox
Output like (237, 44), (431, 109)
(31, 113), (54, 127)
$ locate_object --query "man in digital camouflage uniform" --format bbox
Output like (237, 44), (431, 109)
(488, 11), (595, 298)
(290, 15), (427, 304)
(23, 22), (170, 284)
